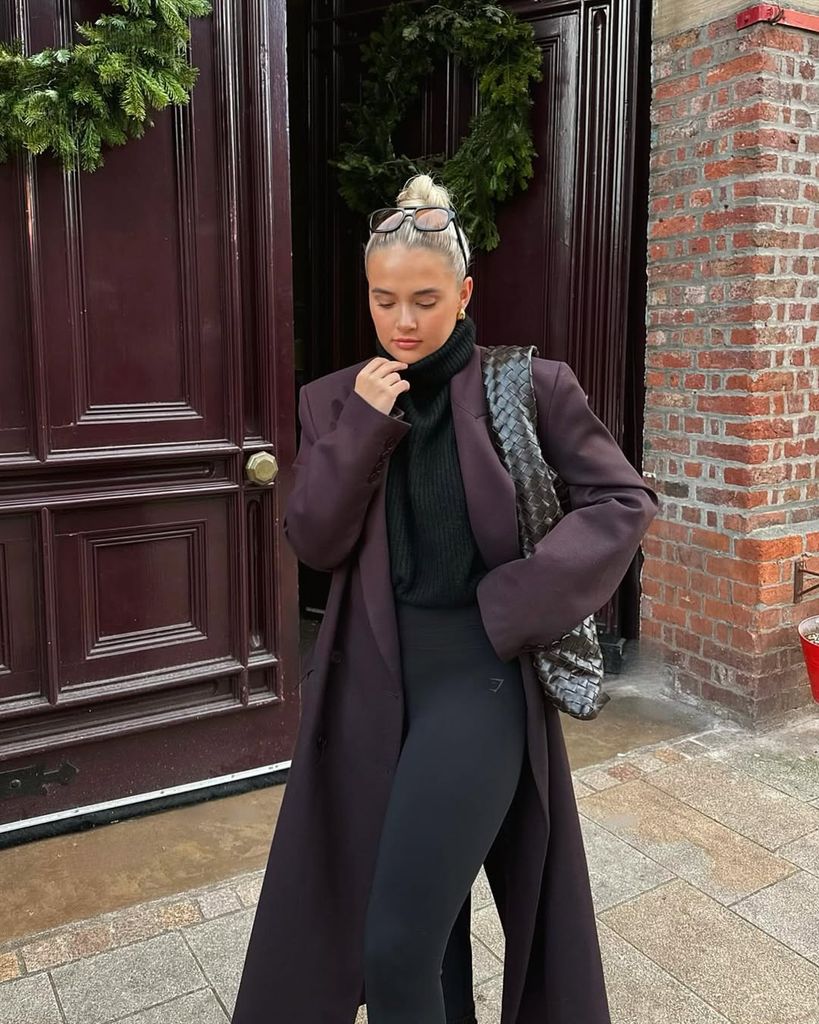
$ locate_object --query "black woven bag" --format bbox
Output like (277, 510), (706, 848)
(480, 345), (609, 720)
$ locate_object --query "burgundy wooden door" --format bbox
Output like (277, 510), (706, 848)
(0, 0), (299, 829)
(303, 0), (650, 643)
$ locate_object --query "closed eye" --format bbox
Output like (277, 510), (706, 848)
(376, 302), (437, 309)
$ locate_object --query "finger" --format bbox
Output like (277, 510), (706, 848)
(371, 361), (408, 379)
(363, 358), (398, 376)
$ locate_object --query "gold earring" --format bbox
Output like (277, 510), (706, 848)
(457, 307), (466, 320)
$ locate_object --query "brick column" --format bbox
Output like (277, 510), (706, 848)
(641, 3), (819, 721)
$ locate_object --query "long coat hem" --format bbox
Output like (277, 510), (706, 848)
(230, 344), (659, 1024)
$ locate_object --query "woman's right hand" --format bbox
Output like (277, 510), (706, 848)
(354, 358), (411, 415)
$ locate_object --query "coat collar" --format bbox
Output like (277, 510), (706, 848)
(357, 344), (520, 687)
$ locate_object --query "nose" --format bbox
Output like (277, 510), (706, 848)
(396, 306), (418, 332)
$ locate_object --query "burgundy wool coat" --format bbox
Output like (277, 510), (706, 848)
(231, 344), (659, 1024)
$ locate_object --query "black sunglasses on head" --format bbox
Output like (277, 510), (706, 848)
(369, 205), (470, 278)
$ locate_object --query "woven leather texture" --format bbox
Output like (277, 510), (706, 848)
(480, 345), (609, 720)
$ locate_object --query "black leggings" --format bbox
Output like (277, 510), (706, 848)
(362, 601), (527, 1024)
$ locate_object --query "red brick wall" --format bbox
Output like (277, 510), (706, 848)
(641, 12), (819, 721)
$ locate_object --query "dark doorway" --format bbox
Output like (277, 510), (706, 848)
(289, 0), (653, 654)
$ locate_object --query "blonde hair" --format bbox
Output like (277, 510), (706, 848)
(364, 173), (471, 284)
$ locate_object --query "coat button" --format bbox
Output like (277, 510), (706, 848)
(316, 733), (327, 752)
(330, 649), (343, 664)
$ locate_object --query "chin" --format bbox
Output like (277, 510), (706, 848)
(401, 348), (430, 363)
(384, 341), (430, 362)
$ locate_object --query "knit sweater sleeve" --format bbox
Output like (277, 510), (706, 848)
(475, 359), (659, 663)
(283, 385), (410, 572)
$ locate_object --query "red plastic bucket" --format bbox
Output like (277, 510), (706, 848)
(798, 615), (819, 703)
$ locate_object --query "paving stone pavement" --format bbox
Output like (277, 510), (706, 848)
(2, 713), (818, 1024)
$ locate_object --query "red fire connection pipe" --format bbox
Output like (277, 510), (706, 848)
(737, 3), (819, 32)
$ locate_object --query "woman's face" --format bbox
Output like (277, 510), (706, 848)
(366, 245), (474, 364)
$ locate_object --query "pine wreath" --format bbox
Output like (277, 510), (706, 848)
(0, 0), (211, 172)
(331, 0), (543, 252)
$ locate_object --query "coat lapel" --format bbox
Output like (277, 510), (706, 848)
(358, 344), (521, 687)
(356, 470), (400, 685)
(450, 344), (521, 571)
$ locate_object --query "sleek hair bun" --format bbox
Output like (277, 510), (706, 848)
(364, 173), (471, 283)
(396, 173), (453, 210)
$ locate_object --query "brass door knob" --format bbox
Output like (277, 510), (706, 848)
(245, 451), (279, 485)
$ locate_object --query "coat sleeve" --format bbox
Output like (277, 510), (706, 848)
(282, 384), (411, 572)
(475, 358), (660, 663)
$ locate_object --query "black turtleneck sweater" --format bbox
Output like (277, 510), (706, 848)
(374, 315), (489, 606)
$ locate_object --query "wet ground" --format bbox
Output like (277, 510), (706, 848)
(0, 641), (715, 942)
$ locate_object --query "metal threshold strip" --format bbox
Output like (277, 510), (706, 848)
(0, 761), (292, 840)
(737, 4), (819, 31)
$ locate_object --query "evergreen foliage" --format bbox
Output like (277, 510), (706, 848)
(331, 0), (543, 251)
(0, 0), (211, 171)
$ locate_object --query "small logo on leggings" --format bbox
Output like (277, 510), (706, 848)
(489, 677), (504, 692)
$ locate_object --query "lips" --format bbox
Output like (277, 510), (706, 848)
(394, 339), (421, 348)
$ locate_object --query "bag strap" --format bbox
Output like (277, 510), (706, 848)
(479, 345), (564, 553)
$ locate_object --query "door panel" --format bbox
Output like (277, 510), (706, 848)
(53, 498), (232, 689)
(0, 171), (32, 459)
(0, 0), (299, 828)
(0, 517), (42, 700)
(36, 17), (227, 453)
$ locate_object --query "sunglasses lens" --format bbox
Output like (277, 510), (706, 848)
(415, 206), (450, 230)
(371, 208), (403, 231)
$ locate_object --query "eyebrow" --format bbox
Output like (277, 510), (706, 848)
(371, 287), (442, 296)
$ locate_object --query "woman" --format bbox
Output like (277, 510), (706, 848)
(231, 174), (659, 1024)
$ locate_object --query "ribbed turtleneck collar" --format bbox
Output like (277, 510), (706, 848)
(375, 314), (476, 401)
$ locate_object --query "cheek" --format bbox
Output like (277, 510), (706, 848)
(371, 304), (391, 330)
(370, 305), (395, 345)
(428, 305), (453, 334)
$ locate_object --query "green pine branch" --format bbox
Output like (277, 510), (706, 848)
(0, 0), (212, 171)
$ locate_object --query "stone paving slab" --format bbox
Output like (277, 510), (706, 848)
(581, 817), (674, 911)
(2, 719), (819, 1024)
(572, 776), (595, 798)
(51, 932), (206, 1024)
(183, 909), (255, 1016)
(780, 828), (819, 875)
(732, 870), (819, 966)
(600, 879), (819, 1024)
(706, 718), (819, 802)
(598, 921), (730, 1024)
(116, 990), (229, 1024)
(0, 973), (62, 1024)
(579, 779), (797, 905)
(471, 893), (504, 963)
(470, 864), (494, 910)
(647, 757), (819, 850)
(473, 977), (504, 1024)
(468, 929), (504, 986)
(0, 951), (20, 984)
(0, 877), (260, 978)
